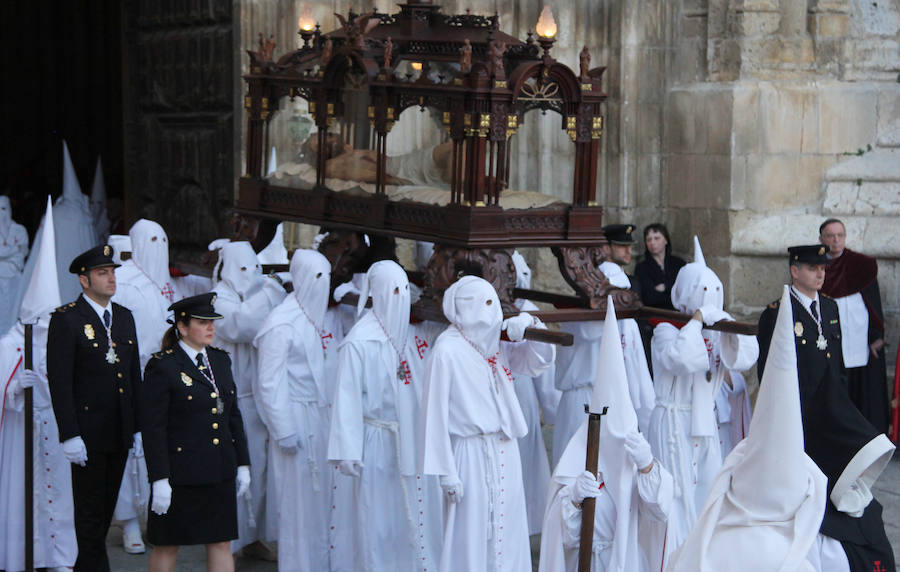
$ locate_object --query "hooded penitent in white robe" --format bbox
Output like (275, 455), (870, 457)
(540, 299), (673, 572)
(510, 251), (560, 535)
(212, 241), (286, 552)
(715, 371), (751, 459)
(107, 235), (132, 266)
(0, 196), (29, 335)
(666, 286), (827, 572)
(553, 260), (655, 467)
(53, 141), (98, 302)
(90, 156), (110, 243)
(419, 276), (554, 572)
(254, 250), (333, 572)
(327, 261), (432, 571)
(646, 237), (759, 566)
(257, 223), (289, 265)
(0, 197), (77, 571)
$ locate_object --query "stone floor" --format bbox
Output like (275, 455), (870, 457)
(102, 455), (900, 571)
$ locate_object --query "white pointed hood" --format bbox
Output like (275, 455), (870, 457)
(128, 219), (171, 289)
(53, 141), (97, 302)
(356, 260), (410, 343)
(267, 146), (277, 176)
(0, 196), (11, 234)
(90, 156), (109, 241)
(107, 234), (132, 266)
(552, 297), (640, 571)
(671, 236), (723, 314)
(512, 250), (531, 289)
(442, 275), (502, 356)
(257, 222), (289, 265)
(290, 249), (331, 328)
(19, 196), (61, 325)
(666, 286), (827, 572)
(218, 241), (262, 299)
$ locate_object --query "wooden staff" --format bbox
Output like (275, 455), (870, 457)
(578, 404), (608, 572)
(23, 323), (34, 572)
(337, 292), (575, 346)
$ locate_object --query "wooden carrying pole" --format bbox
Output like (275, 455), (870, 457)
(578, 405), (607, 572)
(23, 323), (34, 572)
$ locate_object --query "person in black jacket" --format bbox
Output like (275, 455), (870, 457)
(48, 244), (142, 572)
(141, 293), (251, 572)
(633, 223), (686, 310)
(758, 245), (895, 572)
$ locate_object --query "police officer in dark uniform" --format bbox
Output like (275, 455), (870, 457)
(48, 245), (142, 572)
(758, 244), (895, 572)
(140, 293), (250, 572)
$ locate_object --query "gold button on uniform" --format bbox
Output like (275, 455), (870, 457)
(117, 373), (123, 378)
(211, 392), (217, 398)
(211, 408), (218, 414)
(176, 446), (183, 452)
(187, 395), (193, 400)
(212, 423), (219, 429)
(119, 388), (124, 394)
(212, 438), (220, 445)
(83, 406), (89, 411)
(826, 352), (831, 358)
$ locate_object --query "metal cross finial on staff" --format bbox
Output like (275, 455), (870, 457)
(578, 404), (608, 572)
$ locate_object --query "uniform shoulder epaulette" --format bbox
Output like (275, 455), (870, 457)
(207, 345), (229, 354)
(821, 293), (832, 300)
(150, 350), (165, 360)
(53, 302), (77, 313)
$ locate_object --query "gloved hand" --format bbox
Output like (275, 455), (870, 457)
(236, 465), (251, 497)
(277, 434), (302, 455)
(62, 436), (88, 467)
(132, 432), (144, 458)
(698, 305), (732, 327)
(502, 312), (535, 343)
(151, 478), (172, 515)
(333, 282), (359, 303)
(6, 369), (41, 399)
(337, 460), (363, 478)
(573, 470), (602, 505)
(624, 431), (654, 472)
(440, 475), (464, 504)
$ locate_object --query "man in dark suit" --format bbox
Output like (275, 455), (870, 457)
(48, 245), (142, 572)
(758, 244), (895, 572)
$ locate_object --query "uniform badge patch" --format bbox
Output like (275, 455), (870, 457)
(794, 322), (803, 337)
(84, 324), (95, 340)
(181, 372), (193, 386)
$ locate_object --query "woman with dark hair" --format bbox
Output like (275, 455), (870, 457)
(140, 293), (251, 572)
(634, 223), (686, 310)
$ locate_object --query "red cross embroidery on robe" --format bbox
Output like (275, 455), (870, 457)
(160, 282), (176, 303)
(320, 332), (334, 350)
(502, 364), (514, 383)
(620, 333), (627, 350)
(400, 359), (412, 385)
(703, 337), (721, 369)
(415, 336), (429, 360)
(873, 562), (886, 572)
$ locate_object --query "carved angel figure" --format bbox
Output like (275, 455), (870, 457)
(579, 45), (591, 79)
(335, 11), (379, 50)
(489, 39), (506, 79)
(459, 38), (472, 73)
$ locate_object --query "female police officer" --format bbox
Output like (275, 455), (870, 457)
(140, 293), (251, 572)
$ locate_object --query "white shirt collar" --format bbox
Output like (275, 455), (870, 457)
(82, 293), (112, 324)
(178, 340), (208, 365)
(790, 285), (820, 312)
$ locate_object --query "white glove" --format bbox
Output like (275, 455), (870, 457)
(151, 478), (172, 515)
(131, 433), (144, 458)
(236, 465), (251, 498)
(333, 282), (359, 303)
(502, 312), (534, 342)
(62, 436), (88, 466)
(337, 460), (363, 477)
(698, 305), (732, 327)
(440, 475), (464, 504)
(573, 470), (602, 505)
(624, 431), (654, 471)
(19, 369), (41, 390)
(277, 434), (302, 455)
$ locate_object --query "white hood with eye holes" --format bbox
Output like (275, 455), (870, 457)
(442, 275), (503, 357)
(671, 236), (723, 314)
(128, 219), (172, 292)
(219, 241), (262, 300)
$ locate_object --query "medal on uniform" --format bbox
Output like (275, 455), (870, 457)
(181, 372), (193, 386)
(105, 347), (117, 364)
(794, 322), (803, 337)
(397, 363), (406, 381)
(705, 370), (712, 382)
(84, 324), (95, 340)
(816, 334), (827, 350)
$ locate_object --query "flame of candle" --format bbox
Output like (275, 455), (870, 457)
(411, 62), (423, 71)
(298, 4), (316, 32)
(535, 6), (557, 39)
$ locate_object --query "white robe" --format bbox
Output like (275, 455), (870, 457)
(511, 299), (560, 536)
(646, 320), (758, 565)
(0, 221), (28, 335)
(714, 371), (752, 459)
(255, 296), (333, 572)
(0, 332), (77, 570)
(212, 277), (285, 552)
(420, 327), (554, 572)
(554, 317), (654, 468)
(538, 464), (672, 572)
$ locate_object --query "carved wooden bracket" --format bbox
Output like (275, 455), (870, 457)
(551, 245), (642, 311)
(418, 244), (518, 314)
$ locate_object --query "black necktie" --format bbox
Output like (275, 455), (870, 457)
(810, 300), (819, 321)
(196, 353), (206, 370)
(103, 309), (111, 329)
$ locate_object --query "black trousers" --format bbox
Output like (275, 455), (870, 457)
(71, 449), (128, 572)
